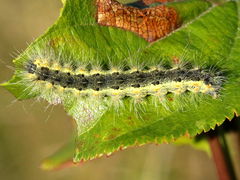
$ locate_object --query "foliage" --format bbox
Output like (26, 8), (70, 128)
(2, 0), (240, 167)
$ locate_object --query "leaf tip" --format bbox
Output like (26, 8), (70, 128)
(41, 159), (76, 171)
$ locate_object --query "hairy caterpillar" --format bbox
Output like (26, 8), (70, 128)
(15, 46), (224, 134)
(27, 59), (221, 97)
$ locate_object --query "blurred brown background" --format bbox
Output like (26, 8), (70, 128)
(0, 0), (217, 180)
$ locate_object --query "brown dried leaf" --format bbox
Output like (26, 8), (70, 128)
(96, 0), (179, 42)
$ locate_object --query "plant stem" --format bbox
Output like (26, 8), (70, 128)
(208, 135), (232, 180)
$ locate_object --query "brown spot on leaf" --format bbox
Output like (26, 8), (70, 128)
(184, 131), (190, 138)
(105, 134), (118, 140)
(94, 134), (101, 138)
(112, 127), (122, 132)
(172, 56), (181, 65)
(48, 36), (76, 48)
(96, 0), (179, 42)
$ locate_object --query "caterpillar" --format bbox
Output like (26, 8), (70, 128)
(16, 48), (224, 134)
(27, 59), (222, 97)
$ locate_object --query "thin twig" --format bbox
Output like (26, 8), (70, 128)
(208, 135), (231, 180)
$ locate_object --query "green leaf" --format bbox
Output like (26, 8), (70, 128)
(174, 136), (211, 155)
(42, 135), (210, 170)
(41, 139), (75, 170)
(2, 0), (240, 164)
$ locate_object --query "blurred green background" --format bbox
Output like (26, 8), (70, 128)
(0, 0), (218, 179)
